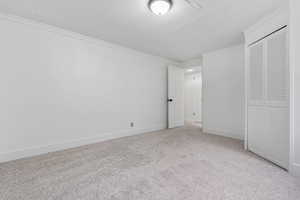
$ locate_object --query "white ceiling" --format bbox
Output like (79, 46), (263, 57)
(0, 0), (285, 61)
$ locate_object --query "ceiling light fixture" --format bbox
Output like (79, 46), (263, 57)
(148, 0), (173, 16)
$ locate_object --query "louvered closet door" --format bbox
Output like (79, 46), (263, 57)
(266, 29), (288, 104)
(247, 28), (289, 169)
(249, 43), (264, 104)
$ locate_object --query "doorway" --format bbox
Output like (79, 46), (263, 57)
(167, 65), (202, 129)
(184, 67), (202, 127)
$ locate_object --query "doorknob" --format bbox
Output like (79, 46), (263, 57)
(168, 99), (173, 102)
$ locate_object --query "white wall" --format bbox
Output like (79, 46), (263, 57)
(0, 15), (172, 162)
(289, 0), (300, 176)
(202, 45), (245, 140)
(184, 73), (202, 122)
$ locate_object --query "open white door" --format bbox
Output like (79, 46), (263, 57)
(168, 65), (184, 128)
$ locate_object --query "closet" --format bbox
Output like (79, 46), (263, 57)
(244, 10), (289, 169)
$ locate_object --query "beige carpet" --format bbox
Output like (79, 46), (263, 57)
(0, 125), (299, 200)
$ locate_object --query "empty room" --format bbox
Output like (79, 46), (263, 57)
(0, 0), (300, 199)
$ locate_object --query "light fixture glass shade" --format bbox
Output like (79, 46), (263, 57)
(149, 0), (172, 15)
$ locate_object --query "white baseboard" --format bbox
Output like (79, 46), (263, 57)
(171, 121), (185, 128)
(185, 119), (202, 123)
(203, 128), (244, 140)
(0, 123), (166, 163)
(291, 163), (300, 177)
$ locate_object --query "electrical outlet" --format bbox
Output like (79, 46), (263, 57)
(130, 122), (134, 127)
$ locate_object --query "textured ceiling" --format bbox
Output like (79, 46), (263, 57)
(0, 0), (286, 61)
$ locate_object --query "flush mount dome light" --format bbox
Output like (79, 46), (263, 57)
(148, 0), (172, 16)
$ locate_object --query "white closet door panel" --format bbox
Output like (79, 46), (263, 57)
(248, 106), (289, 168)
(249, 43), (264, 103)
(266, 30), (288, 103)
(247, 27), (289, 169)
(248, 107), (269, 154)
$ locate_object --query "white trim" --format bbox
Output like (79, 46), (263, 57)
(288, 11), (297, 176)
(0, 12), (175, 63)
(203, 128), (244, 140)
(0, 123), (166, 163)
(185, 119), (202, 123)
(244, 43), (249, 150)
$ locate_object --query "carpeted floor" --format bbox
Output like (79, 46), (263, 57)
(0, 125), (300, 200)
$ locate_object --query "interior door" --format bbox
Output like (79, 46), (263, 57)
(247, 28), (289, 169)
(168, 65), (184, 128)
